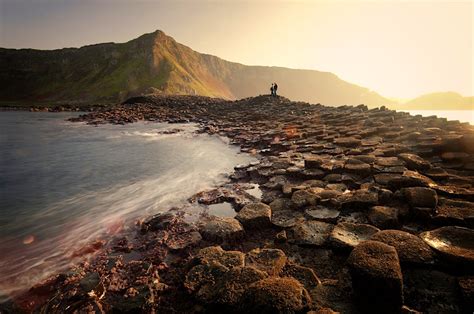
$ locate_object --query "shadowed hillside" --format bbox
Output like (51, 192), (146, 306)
(0, 30), (392, 106)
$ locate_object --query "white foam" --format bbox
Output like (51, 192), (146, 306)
(0, 123), (253, 302)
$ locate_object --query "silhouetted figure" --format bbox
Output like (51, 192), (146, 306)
(270, 83), (274, 96)
(273, 82), (278, 96)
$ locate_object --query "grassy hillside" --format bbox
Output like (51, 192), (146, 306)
(0, 30), (392, 106)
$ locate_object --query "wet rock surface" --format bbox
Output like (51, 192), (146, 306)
(420, 226), (474, 266)
(236, 202), (272, 230)
(5, 94), (473, 313)
(198, 216), (245, 244)
(329, 222), (380, 250)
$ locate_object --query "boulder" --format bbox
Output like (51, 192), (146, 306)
(376, 157), (405, 167)
(329, 222), (380, 250)
(344, 163), (372, 177)
(305, 206), (340, 223)
(195, 246), (245, 268)
(242, 277), (311, 313)
(263, 175), (288, 190)
(269, 198), (296, 212)
(370, 230), (436, 265)
(199, 216), (244, 243)
(313, 188), (343, 201)
(433, 198), (474, 227)
(387, 170), (436, 190)
(441, 152), (470, 161)
(311, 279), (357, 313)
(166, 230), (202, 250)
(186, 263), (267, 306)
(301, 168), (326, 179)
(245, 248), (287, 276)
(288, 220), (334, 246)
(324, 173), (343, 183)
(142, 212), (177, 232)
(402, 187), (438, 208)
(305, 157), (323, 169)
(301, 179), (326, 188)
(236, 202), (272, 230)
(281, 263), (321, 290)
(367, 206), (399, 229)
(337, 189), (378, 210)
(261, 189), (284, 204)
(210, 266), (268, 306)
(291, 189), (319, 208)
(398, 153), (432, 171)
(271, 210), (304, 228)
(433, 185), (474, 201)
(347, 241), (403, 313)
(420, 226), (474, 266)
(334, 137), (361, 148)
(185, 262), (230, 298)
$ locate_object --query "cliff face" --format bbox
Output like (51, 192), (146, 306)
(0, 30), (391, 106)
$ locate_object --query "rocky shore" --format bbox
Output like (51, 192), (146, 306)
(3, 95), (474, 313)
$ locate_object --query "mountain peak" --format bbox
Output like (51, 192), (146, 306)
(130, 29), (175, 47)
(0, 29), (392, 106)
(151, 29), (167, 38)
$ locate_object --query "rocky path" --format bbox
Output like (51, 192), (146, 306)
(5, 95), (474, 313)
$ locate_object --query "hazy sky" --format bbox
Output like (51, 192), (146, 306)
(0, 0), (472, 99)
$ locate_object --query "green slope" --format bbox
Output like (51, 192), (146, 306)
(0, 30), (391, 106)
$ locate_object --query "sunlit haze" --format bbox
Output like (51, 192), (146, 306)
(0, 0), (472, 99)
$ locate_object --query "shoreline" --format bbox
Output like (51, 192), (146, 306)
(2, 94), (474, 313)
(0, 117), (252, 304)
(1, 101), (472, 127)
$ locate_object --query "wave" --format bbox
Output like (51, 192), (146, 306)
(0, 121), (253, 302)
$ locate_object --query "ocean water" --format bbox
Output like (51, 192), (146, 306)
(0, 112), (254, 301)
(399, 109), (473, 125)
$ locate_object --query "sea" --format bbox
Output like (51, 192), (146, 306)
(0, 111), (254, 302)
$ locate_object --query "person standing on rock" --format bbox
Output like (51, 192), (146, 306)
(270, 83), (274, 96)
(273, 82), (278, 96)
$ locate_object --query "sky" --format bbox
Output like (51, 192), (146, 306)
(0, 0), (472, 99)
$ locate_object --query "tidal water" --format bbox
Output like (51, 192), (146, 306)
(0, 112), (254, 302)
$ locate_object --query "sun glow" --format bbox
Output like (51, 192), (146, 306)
(0, 0), (471, 99)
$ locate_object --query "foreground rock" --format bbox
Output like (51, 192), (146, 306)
(236, 202), (272, 229)
(402, 187), (438, 208)
(185, 263), (267, 306)
(434, 197), (474, 227)
(185, 246), (311, 312)
(347, 241), (403, 313)
(242, 277), (312, 313)
(195, 246), (245, 267)
(288, 220), (334, 246)
(420, 226), (474, 267)
(370, 230), (436, 265)
(198, 216), (245, 244)
(245, 248), (287, 276)
(10, 94), (473, 313)
(329, 222), (380, 250)
(398, 153), (432, 171)
(367, 206), (399, 229)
